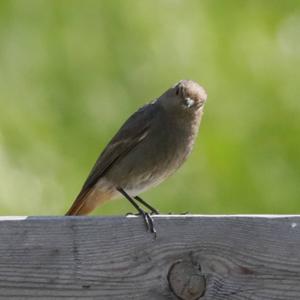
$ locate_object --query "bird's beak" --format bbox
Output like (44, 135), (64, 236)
(185, 97), (195, 108)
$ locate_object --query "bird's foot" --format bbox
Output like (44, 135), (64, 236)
(118, 188), (157, 238)
(126, 211), (157, 238)
(140, 211), (157, 238)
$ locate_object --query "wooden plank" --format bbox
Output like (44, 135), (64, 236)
(0, 215), (300, 299)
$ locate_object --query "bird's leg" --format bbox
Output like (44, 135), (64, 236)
(134, 196), (159, 215)
(117, 188), (156, 236)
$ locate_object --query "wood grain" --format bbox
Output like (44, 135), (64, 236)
(0, 216), (300, 299)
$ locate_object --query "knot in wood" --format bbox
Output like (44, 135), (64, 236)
(168, 260), (205, 300)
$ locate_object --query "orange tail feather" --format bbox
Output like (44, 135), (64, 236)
(66, 188), (112, 216)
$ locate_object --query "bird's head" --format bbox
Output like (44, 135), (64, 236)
(158, 80), (207, 115)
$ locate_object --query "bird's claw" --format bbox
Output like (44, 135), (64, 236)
(141, 211), (157, 238)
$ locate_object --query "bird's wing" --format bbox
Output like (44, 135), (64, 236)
(66, 102), (158, 215)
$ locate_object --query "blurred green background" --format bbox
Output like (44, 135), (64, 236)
(0, 0), (299, 216)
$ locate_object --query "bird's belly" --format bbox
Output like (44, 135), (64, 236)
(114, 148), (188, 197)
(105, 126), (194, 197)
(98, 168), (168, 198)
(123, 172), (169, 197)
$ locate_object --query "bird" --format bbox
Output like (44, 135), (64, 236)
(66, 80), (207, 234)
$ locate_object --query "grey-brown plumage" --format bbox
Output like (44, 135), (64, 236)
(66, 80), (207, 217)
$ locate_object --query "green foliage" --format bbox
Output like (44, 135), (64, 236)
(0, 0), (300, 215)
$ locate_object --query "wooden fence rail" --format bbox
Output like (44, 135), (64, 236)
(0, 215), (300, 299)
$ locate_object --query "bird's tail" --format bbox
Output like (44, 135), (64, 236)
(66, 187), (112, 216)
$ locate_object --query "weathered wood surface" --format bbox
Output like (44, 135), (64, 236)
(0, 216), (300, 299)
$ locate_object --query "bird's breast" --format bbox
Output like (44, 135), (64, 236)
(105, 111), (201, 196)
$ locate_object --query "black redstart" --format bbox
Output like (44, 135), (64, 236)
(66, 80), (207, 234)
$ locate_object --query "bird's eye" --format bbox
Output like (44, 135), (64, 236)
(183, 97), (195, 108)
(175, 85), (180, 96)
